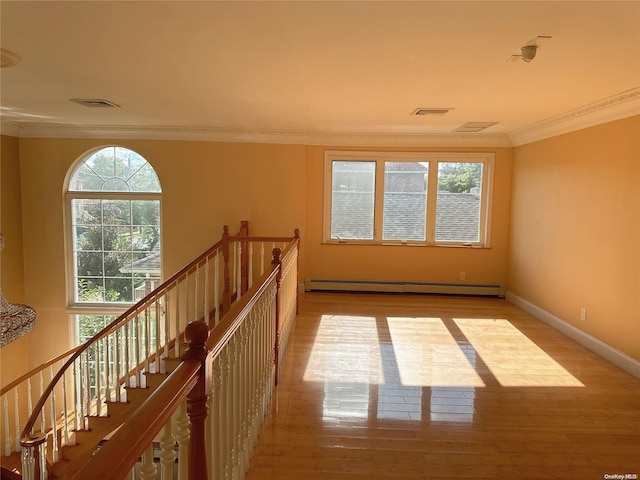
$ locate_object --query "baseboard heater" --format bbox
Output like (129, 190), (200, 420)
(304, 279), (505, 297)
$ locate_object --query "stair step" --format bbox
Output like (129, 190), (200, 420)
(1, 451), (22, 480)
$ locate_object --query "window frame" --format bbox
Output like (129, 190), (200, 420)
(64, 146), (163, 319)
(323, 150), (495, 247)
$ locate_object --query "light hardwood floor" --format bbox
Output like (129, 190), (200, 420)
(245, 292), (640, 480)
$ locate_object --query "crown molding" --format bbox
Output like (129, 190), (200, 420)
(2, 88), (638, 147)
(0, 121), (512, 147)
(509, 87), (640, 146)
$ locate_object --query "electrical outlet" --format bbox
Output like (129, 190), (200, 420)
(580, 308), (587, 322)
(459, 271), (466, 281)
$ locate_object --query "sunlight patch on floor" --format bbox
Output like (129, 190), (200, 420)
(453, 318), (584, 387)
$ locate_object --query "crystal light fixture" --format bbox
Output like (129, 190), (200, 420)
(0, 234), (36, 347)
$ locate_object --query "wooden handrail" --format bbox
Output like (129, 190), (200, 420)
(69, 236), (300, 480)
(14, 221), (300, 480)
(69, 356), (202, 480)
(19, 234), (224, 443)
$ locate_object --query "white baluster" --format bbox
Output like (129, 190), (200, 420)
(21, 445), (34, 480)
(27, 378), (33, 417)
(209, 359), (222, 480)
(124, 321), (132, 389)
(159, 418), (175, 480)
(214, 254), (220, 325)
(95, 342), (102, 416)
(62, 371), (69, 446)
(4, 395), (10, 456)
(164, 291), (170, 368)
(140, 444), (157, 480)
(39, 442), (48, 480)
(195, 263), (199, 322)
(155, 299), (161, 373)
(73, 361), (81, 432)
(144, 308), (150, 374)
(259, 242), (265, 276)
(135, 315), (142, 387)
(205, 257), (210, 326)
(84, 353), (91, 427)
(50, 366), (58, 462)
(39, 371), (45, 433)
(248, 243), (254, 289)
(174, 401), (190, 480)
(104, 336), (111, 403)
(236, 243), (241, 301)
(14, 389), (20, 452)
(175, 280), (181, 357)
(185, 273), (190, 334)
(114, 329), (121, 401)
(232, 243), (237, 302)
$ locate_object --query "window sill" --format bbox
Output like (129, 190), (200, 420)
(67, 303), (133, 316)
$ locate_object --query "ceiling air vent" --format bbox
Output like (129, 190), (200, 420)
(453, 122), (498, 133)
(411, 107), (453, 116)
(70, 98), (120, 108)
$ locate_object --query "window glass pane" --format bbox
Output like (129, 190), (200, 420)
(85, 148), (116, 179)
(132, 200), (160, 226)
(105, 277), (134, 302)
(129, 163), (162, 192)
(76, 252), (103, 277)
(74, 225), (101, 251)
(77, 278), (105, 302)
(331, 161), (376, 240)
(383, 162), (428, 241)
(73, 199), (102, 225)
(103, 200), (131, 225)
(73, 202), (161, 303)
(115, 147), (147, 180)
(69, 147), (161, 193)
(436, 162), (483, 243)
(76, 315), (116, 343)
(70, 164), (104, 191)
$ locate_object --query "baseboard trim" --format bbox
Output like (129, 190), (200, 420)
(506, 291), (640, 378)
(305, 279), (505, 297)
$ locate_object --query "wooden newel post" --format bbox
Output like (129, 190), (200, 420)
(271, 247), (282, 385)
(182, 321), (211, 480)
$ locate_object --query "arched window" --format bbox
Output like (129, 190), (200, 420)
(66, 146), (161, 343)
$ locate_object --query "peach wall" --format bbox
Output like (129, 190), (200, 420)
(508, 116), (640, 361)
(16, 138), (306, 367)
(304, 145), (513, 286)
(1, 135), (30, 386)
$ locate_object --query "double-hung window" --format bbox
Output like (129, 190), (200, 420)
(324, 151), (494, 246)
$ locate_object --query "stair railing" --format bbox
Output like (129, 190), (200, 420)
(69, 235), (301, 480)
(5, 222), (298, 479)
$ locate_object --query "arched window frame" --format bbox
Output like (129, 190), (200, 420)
(64, 146), (162, 342)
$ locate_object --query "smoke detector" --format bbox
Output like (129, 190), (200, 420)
(507, 35), (552, 62)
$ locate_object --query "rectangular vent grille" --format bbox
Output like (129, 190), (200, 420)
(453, 122), (498, 133)
(70, 98), (120, 108)
(412, 107), (453, 116)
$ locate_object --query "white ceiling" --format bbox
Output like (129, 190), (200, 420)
(1, 1), (639, 146)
